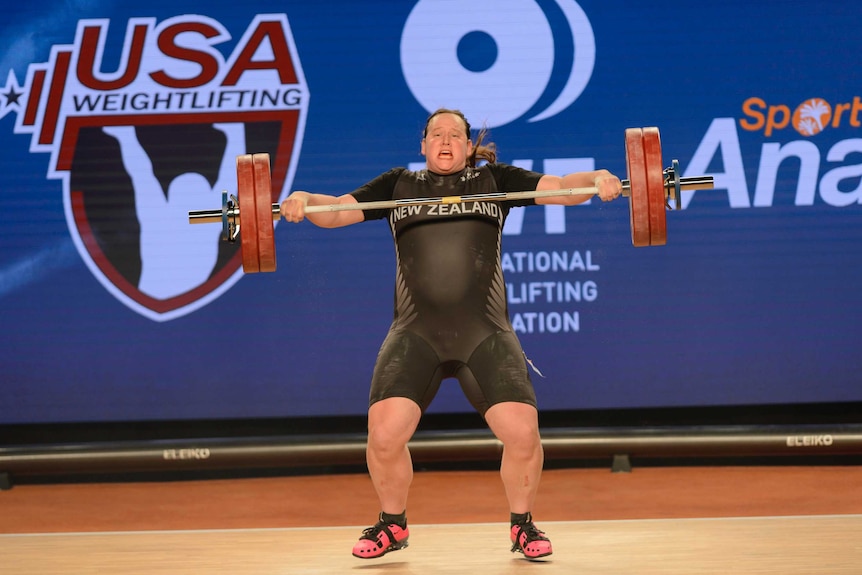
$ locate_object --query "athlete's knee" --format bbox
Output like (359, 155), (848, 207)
(503, 424), (542, 455)
(485, 401), (542, 453)
(367, 423), (409, 455)
(367, 397), (421, 456)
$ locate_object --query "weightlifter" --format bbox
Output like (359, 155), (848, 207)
(280, 108), (623, 560)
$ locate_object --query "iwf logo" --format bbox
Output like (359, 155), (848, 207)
(1, 14), (309, 321)
(401, 0), (595, 128)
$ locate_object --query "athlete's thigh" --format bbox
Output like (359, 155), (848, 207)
(369, 329), (444, 411)
(459, 331), (537, 414)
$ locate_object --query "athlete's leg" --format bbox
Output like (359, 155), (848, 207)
(484, 400), (552, 558)
(483, 401), (544, 514)
(366, 396), (423, 514)
(365, 329), (442, 514)
(460, 331), (542, 512)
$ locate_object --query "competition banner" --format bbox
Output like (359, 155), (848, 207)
(1, 0), (860, 424)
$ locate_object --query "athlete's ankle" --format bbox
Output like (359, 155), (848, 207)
(380, 510), (407, 529)
(510, 511), (532, 526)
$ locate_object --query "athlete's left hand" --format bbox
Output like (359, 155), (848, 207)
(595, 171), (623, 202)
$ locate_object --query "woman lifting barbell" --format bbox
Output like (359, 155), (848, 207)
(280, 108), (623, 560)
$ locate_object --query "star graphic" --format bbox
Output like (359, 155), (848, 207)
(3, 85), (23, 106)
(1, 70), (25, 120)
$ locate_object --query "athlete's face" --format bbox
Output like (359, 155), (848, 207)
(421, 113), (473, 175)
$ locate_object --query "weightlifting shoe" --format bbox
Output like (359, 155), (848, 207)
(352, 515), (409, 559)
(510, 514), (553, 559)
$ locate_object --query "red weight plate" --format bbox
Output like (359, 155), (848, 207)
(624, 128), (650, 247)
(642, 127), (667, 246)
(253, 153), (277, 272)
(236, 154), (260, 273)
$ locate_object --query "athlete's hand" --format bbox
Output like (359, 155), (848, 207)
(280, 191), (311, 223)
(594, 171), (623, 202)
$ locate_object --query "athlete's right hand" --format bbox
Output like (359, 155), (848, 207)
(280, 191), (311, 223)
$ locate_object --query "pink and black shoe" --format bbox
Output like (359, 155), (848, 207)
(352, 515), (410, 559)
(510, 514), (553, 559)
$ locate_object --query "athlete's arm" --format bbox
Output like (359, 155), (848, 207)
(534, 170), (622, 205)
(280, 191), (363, 228)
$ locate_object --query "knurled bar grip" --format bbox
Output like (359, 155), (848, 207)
(303, 186), (602, 214)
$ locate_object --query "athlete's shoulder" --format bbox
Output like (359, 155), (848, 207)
(480, 162), (542, 185)
(360, 167), (409, 189)
(481, 162), (529, 175)
(399, 167), (429, 182)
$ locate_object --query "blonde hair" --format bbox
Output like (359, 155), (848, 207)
(423, 108), (497, 167)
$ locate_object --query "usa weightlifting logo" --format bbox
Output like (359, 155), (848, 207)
(0, 14), (309, 321)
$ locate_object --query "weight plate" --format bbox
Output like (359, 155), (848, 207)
(253, 153), (277, 273)
(642, 127), (667, 246)
(624, 128), (650, 247)
(236, 154), (260, 273)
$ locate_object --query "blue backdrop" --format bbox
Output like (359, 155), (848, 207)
(2, 0), (860, 425)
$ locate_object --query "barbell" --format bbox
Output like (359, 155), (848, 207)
(188, 127), (714, 273)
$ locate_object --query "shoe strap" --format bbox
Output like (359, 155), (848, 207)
(514, 522), (548, 543)
(361, 521), (397, 543)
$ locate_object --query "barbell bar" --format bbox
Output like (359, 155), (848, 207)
(188, 127), (714, 273)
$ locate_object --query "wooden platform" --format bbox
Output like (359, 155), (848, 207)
(2, 466), (861, 573)
(2, 515), (860, 574)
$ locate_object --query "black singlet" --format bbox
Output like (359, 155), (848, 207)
(352, 163), (543, 415)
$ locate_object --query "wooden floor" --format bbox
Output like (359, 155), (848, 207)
(2, 465), (861, 574)
(3, 515), (861, 574)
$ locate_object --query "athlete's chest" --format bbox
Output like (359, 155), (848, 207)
(388, 168), (504, 231)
